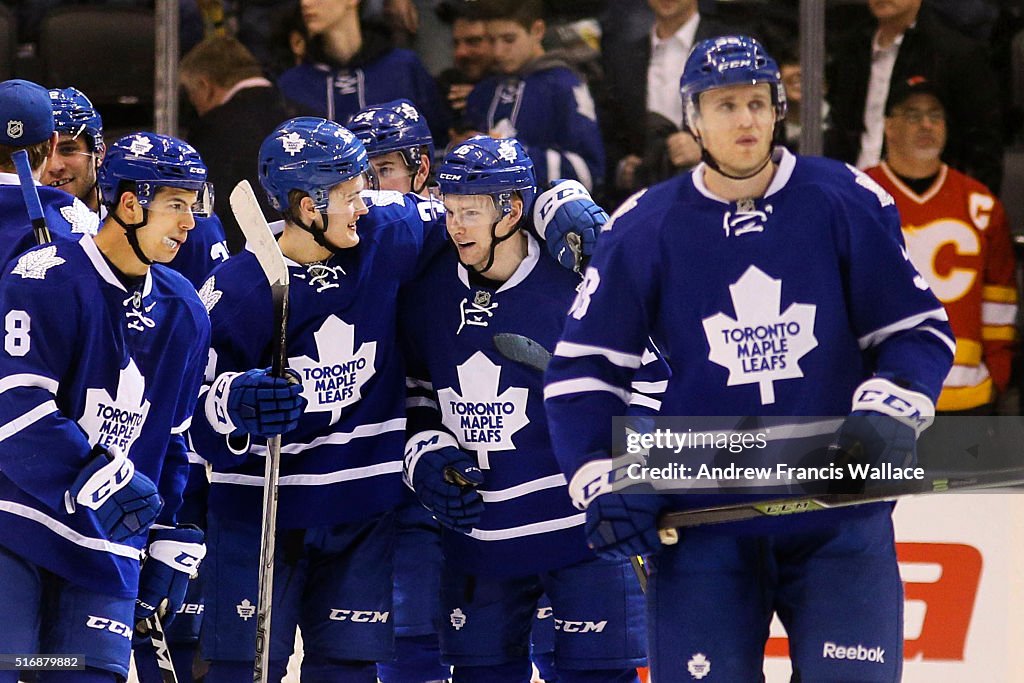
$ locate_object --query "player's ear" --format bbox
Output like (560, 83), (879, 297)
(529, 19), (545, 43)
(507, 193), (524, 226)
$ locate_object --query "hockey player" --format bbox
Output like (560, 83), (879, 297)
(544, 36), (955, 681)
(401, 135), (646, 683)
(463, 0), (604, 193)
(0, 79), (99, 264)
(866, 76), (1017, 414)
(45, 86), (231, 289)
(348, 99), (450, 683)
(188, 116), (449, 683)
(0, 132), (221, 682)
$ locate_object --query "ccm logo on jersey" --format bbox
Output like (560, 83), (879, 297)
(328, 609), (389, 623)
(822, 642), (885, 663)
(86, 616), (132, 639)
(554, 619), (607, 633)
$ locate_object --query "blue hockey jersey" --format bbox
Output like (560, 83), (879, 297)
(544, 149), (955, 529)
(167, 213), (230, 289)
(465, 56), (605, 193)
(0, 174), (98, 267)
(189, 190), (446, 530)
(402, 235), (590, 576)
(0, 235), (210, 598)
(278, 52), (449, 146)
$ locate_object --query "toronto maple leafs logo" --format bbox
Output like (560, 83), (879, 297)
(280, 131), (306, 156)
(198, 276), (222, 313)
(128, 134), (153, 156)
(350, 110), (374, 125)
(12, 246), (65, 280)
(687, 653), (711, 680)
(364, 190), (405, 208)
(437, 351), (529, 468)
(60, 199), (100, 235)
(397, 101), (419, 121)
(702, 266), (817, 405)
(496, 140), (519, 163)
(289, 316), (377, 424)
(79, 358), (151, 454)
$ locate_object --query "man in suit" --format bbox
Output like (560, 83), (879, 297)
(180, 35), (292, 253)
(826, 0), (1004, 193)
(599, 0), (747, 203)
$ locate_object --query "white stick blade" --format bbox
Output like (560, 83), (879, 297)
(230, 181), (289, 288)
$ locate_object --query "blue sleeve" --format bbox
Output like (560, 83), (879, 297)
(0, 268), (92, 512)
(167, 214), (231, 289)
(836, 167), (955, 401)
(544, 192), (659, 475)
(523, 74), (605, 194)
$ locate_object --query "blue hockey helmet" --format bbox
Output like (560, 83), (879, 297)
(98, 132), (213, 215)
(49, 87), (104, 153)
(680, 35), (786, 134)
(259, 116), (372, 212)
(437, 135), (536, 216)
(347, 99), (434, 167)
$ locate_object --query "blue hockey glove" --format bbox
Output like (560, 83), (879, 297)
(834, 412), (917, 469)
(65, 443), (163, 542)
(408, 446), (484, 533)
(135, 525), (206, 629)
(584, 492), (665, 560)
(206, 368), (306, 438)
(533, 179), (607, 273)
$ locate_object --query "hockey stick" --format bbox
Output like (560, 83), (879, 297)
(230, 181), (290, 683)
(490, 333), (651, 590)
(12, 149), (52, 244)
(657, 465), (1024, 531)
(145, 614), (179, 683)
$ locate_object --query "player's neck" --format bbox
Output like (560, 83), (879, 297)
(703, 160), (777, 202)
(279, 223), (334, 264)
(95, 221), (149, 277)
(322, 13), (363, 64)
(885, 154), (942, 181)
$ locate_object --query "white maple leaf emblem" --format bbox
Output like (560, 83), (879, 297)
(437, 351), (529, 468)
(128, 134), (153, 156)
(364, 189), (405, 208)
(60, 199), (100, 235)
(290, 316), (377, 424)
(280, 131), (306, 156)
(702, 266), (817, 405)
(79, 358), (151, 456)
(198, 276), (222, 313)
(12, 246), (65, 280)
(397, 101), (420, 121)
(496, 139), (518, 163)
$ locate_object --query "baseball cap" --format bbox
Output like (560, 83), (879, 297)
(885, 75), (945, 115)
(0, 79), (55, 146)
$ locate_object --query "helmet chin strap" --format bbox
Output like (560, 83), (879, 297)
(698, 144), (774, 182)
(110, 209), (155, 267)
(294, 211), (340, 253)
(474, 217), (521, 275)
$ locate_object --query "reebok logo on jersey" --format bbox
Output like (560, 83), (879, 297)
(328, 609), (389, 623)
(86, 616), (132, 639)
(822, 642), (885, 663)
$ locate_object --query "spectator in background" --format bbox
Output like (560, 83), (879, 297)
(866, 76), (1017, 414)
(463, 0), (604, 193)
(599, 0), (745, 202)
(435, 0), (495, 144)
(277, 0), (449, 145)
(826, 0), (1004, 192)
(774, 42), (829, 154)
(180, 35), (292, 253)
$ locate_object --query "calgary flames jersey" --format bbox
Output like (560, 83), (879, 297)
(866, 163), (1018, 411)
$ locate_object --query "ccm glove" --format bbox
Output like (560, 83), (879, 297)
(533, 179), (607, 273)
(206, 368), (306, 438)
(65, 443), (163, 542)
(409, 446), (484, 533)
(569, 458), (667, 560)
(135, 524), (206, 629)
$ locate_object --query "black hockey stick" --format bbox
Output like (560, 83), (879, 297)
(12, 149), (52, 244)
(657, 465), (1024, 531)
(490, 333), (651, 590)
(230, 181), (290, 683)
(143, 614), (179, 683)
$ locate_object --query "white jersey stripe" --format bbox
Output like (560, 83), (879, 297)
(544, 378), (632, 404)
(478, 474), (567, 503)
(553, 341), (643, 368)
(467, 513), (586, 541)
(0, 400), (58, 443)
(211, 460), (403, 487)
(0, 501), (142, 559)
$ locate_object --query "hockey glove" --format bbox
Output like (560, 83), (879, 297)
(206, 368), (306, 438)
(569, 458), (666, 560)
(533, 179), (607, 273)
(65, 443), (163, 542)
(135, 525), (206, 629)
(409, 446), (484, 533)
